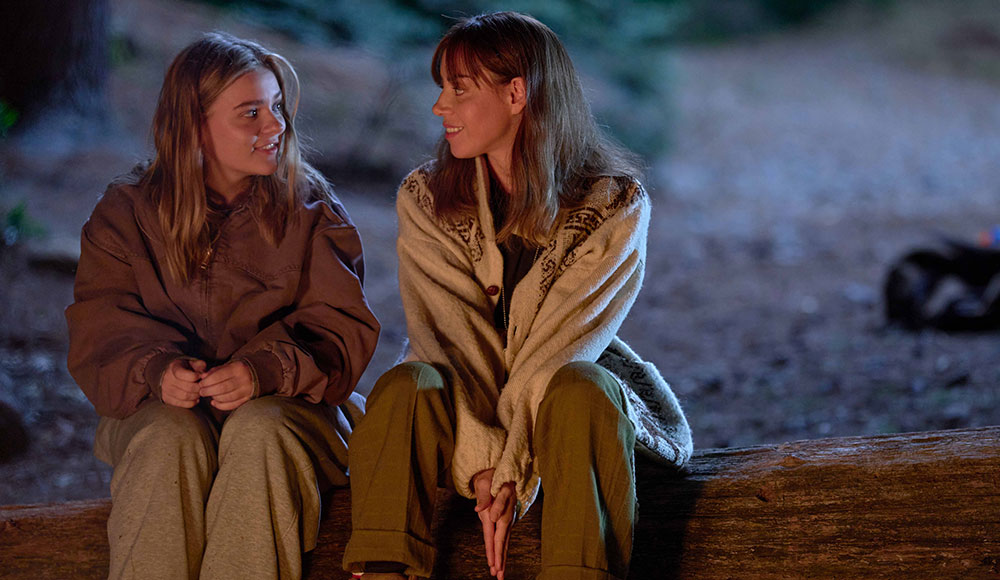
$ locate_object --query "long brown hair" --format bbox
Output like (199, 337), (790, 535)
(429, 11), (642, 245)
(143, 32), (333, 283)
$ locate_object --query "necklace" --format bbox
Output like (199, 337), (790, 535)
(500, 245), (541, 332)
(199, 207), (228, 271)
(501, 284), (508, 331)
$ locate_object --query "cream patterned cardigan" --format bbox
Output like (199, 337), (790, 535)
(397, 157), (692, 512)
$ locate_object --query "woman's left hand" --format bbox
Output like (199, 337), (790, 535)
(472, 469), (517, 580)
(199, 360), (255, 411)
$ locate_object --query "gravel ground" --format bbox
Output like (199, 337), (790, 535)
(1, 0), (999, 505)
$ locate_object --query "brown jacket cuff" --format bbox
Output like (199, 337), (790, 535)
(240, 351), (283, 397)
(144, 351), (185, 401)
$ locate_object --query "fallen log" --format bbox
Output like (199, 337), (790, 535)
(2, 426), (998, 579)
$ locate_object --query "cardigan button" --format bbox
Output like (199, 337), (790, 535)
(485, 285), (500, 296)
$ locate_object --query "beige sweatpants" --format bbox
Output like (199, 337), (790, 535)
(95, 394), (361, 580)
(343, 361), (636, 580)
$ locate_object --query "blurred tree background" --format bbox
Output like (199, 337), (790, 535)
(0, 0), (891, 187)
(187, 0), (888, 181)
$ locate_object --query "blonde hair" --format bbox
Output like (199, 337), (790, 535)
(429, 12), (642, 245)
(143, 32), (332, 283)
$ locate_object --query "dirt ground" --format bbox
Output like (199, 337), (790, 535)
(1, 0), (999, 505)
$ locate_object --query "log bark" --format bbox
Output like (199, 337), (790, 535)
(2, 426), (998, 579)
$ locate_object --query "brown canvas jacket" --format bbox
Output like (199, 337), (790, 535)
(66, 179), (380, 419)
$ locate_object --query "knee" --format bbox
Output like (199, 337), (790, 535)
(218, 398), (344, 483)
(540, 362), (624, 420)
(537, 363), (635, 455)
(368, 362), (447, 410)
(124, 404), (216, 466)
(538, 362), (625, 424)
(221, 397), (290, 448)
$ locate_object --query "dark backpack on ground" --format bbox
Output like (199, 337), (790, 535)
(884, 239), (1000, 331)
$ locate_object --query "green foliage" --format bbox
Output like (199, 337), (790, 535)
(760, 0), (842, 25)
(110, 33), (139, 66)
(0, 101), (19, 138)
(192, 0), (875, 58)
(406, 0), (685, 46)
(2, 203), (47, 248)
(672, 0), (893, 42)
(201, 0), (441, 49)
(759, 0), (892, 26)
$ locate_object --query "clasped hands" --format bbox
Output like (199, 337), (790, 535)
(472, 468), (517, 580)
(160, 357), (254, 411)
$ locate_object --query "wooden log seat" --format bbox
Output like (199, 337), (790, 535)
(2, 426), (998, 579)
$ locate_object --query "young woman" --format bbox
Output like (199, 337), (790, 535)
(343, 12), (691, 580)
(66, 32), (380, 580)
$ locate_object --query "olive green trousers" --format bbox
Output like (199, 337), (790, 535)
(95, 395), (360, 580)
(343, 361), (636, 579)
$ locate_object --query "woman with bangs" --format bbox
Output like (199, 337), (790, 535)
(344, 11), (691, 580)
(66, 32), (379, 580)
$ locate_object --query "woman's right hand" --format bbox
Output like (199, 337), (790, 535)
(160, 358), (206, 408)
(473, 469), (517, 580)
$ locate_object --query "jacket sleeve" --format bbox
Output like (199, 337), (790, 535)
(395, 171), (508, 499)
(494, 180), (649, 509)
(231, 202), (380, 406)
(66, 192), (189, 419)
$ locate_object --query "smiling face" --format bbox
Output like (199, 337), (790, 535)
(432, 58), (525, 190)
(201, 68), (285, 201)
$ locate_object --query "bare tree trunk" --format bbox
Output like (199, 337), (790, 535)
(0, 0), (109, 136)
